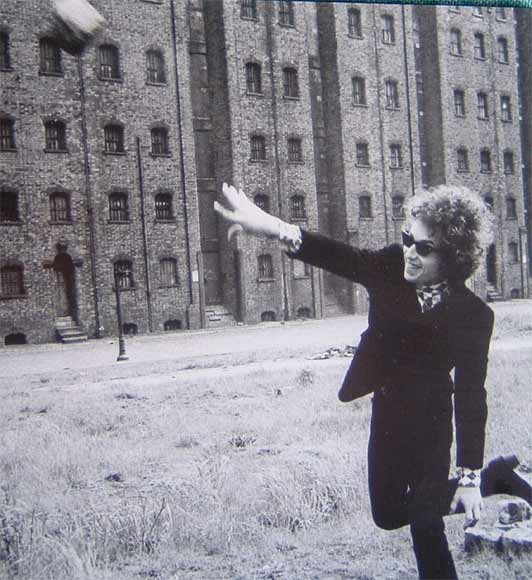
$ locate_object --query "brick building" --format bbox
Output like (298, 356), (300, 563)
(0, 1), (531, 346)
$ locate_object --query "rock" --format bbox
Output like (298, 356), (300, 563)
(500, 526), (532, 553)
(464, 527), (503, 553)
(498, 498), (532, 525)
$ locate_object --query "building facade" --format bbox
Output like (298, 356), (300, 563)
(0, 1), (531, 345)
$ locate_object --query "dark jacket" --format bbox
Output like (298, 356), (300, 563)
(292, 230), (494, 469)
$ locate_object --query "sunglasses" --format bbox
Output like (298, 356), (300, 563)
(401, 230), (442, 257)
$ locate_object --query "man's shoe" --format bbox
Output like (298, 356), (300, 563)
(481, 455), (532, 505)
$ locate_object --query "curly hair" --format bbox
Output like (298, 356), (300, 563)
(404, 185), (495, 281)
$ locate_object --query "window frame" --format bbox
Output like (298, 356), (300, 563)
(391, 195), (405, 219)
(497, 37), (509, 64)
(99, 44), (121, 81)
(290, 195), (306, 220)
(241, 0), (258, 21)
(245, 62), (262, 95)
(503, 150), (515, 175)
(450, 28), (463, 57)
(385, 79), (400, 110)
(0, 191), (20, 223)
(44, 120), (67, 152)
(453, 89), (466, 117)
(155, 192), (174, 221)
(250, 135), (266, 162)
(347, 8), (362, 38)
(389, 144), (403, 169)
(108, 192), (129, 222)
(151, 127), (170, 156)
(49, 192), (71, 223)
(282, 67), (299, 99)
(473, 32), (486, 60)
(257, 254), (274, 280)
(500, 95), (512, 122)
(104, 124), (125, 154)
(381, 15), (395, 45)
(0, 264), (24, 297)
(356, 142), (370, 167)
(146, 49), (166, 84)
(159, 257), (179, 287)
(0, 31), (11, 70)
(352, 76), (367, 106)
(480, 149), (492, 173)
(39, 38), (62, 76)
(0, 117), (16, 150)
(506, 197), (517, 220)
(359, 195), (373, 219)
(287, 137), (303, 163)
(113, 260), (134, 290)
(278, 1), (295, 27)
(457, 148), (469, 172)
(477, 92), (489, 120)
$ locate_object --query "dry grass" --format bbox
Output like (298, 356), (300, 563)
(0, 326), (531, 579)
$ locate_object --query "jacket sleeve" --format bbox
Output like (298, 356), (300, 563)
(452, 302), (494, 469)
(289, 229), (403, 289)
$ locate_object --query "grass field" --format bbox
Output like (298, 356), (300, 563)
(1, 310), (532, 579)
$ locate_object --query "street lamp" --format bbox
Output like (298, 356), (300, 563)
(114, 272), (129, 361)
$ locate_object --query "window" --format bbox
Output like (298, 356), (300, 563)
(498, 37), (509, 64)
(392, 195), (405, 218)
(454, 89), (465, 117)
(39, 38), (62, 74)
(241, 0), (257, 20)
(500, 96), (512, 122)
(254, 194), (270, 212)
(450, 29), (462, 56)
(151, 127), (169, 155)
(474, 33), (486, 60)
(283, 67), (299, 98)
(484, 195), (494, 211)
(457, 148), (469, 172)
(114, 260), (134, 289)
(359, 195), (372, 218)
(496, 7), (507, 20)
(348, 8), (362, 37)
(279, 1), (295, 27)
(381, 15), (395, 44)
(390, 144), (403, 169)
(155, 193), (173, 220)
(0, 191), (19, 222)
(250, 135), (266, 161)
(104, 124), (125, 153)
(258, 254), (273, 279)
(1, 265), (24, 296)
(356, 142), (370, 166)
(109, 193), (129, 221)
(506, 197), (517, 219)
(245, 62), (262, 94)
(49, 192), (71, 222)
(146, 50), (165, 83)
(477, 92), (488, 119)
(352, 76), (367, 106)
(508, 242), (519, 263)
(293, 260), (310, 278)
(99, 45), (120, 79)
(290, 195), (306, 220)
(503, 151), (514, 175)
(160, 258), (178, 286)
(44, 120), (66, 151)
(123, 322), (138, 335)
(480, 149), (492, 173)
(261, 311), (276, 322)
(385, 80), (399, 109)
(0, 118), (15, 150)
(288, 138), (302, 162)
(0, 32), (10, 70)
(473, 6), (484, 17)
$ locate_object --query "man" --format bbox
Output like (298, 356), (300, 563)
(214, 183), (530, 579)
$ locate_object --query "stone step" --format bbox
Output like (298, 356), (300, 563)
(61, 334), (89, 344)
(55, 317), (74, 328)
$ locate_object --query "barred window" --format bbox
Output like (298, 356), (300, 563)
(160, 258), (178, 286)
(151, 127), (169, 155)
(359, 195), (372, 218)
(104, 124), (125, 153)
(290, 195), (306, 220)
(498, 37), (509, 64)
(1, 265), (24, 296)
(385, 80), (399, 109)
(40, 38), (62, 74)
(99, 45), (120, 79)
(258, 254), (273, 279)
(348, 8), (362, 37)
(146, 49), (165, 83)
(496, 7), (507, 20)
(457, 148), (469, 172)
(484, 195), (494, 211)
(288, 138), (302, 162)
(0, 191), (19, 222)
(480, 149), (492, 173)
(0, 118), (15, 150)
(390, 144), (403, 169)
(114, 260), (134, 289)
(245, 62), (262, 94)
(50, 192), (71, 222)
(250, 135), (266, 161)
(508, 242), (519, 263)
(283, 67), (299, 98)
(279, 1), (295, 26)
(474, 33), (486, 60)
(450, 28), (462, 56)
(109, 193), (129, 221)
(453, 89), (465, 117)
(0, 32), (10, 70)
(392, 195), (405, 218)
(241, 0), (257, 20)
(506, 197), (517, 219)
(503, 150), (514, 175)
(352, 76), (366, 106)
(44, 120), (67, 151)
(155, 193), (173, 220)
(381, 15), (395, 44)
(477, 92), (488, 119)
(356, 142), (370, 166)
(254, 194), (270, 212)
(501, 96), (512, 122)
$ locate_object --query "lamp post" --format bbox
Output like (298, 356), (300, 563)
(114, 272), (129, 361)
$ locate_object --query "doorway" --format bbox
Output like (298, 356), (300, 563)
(53, 252), (76, 319)
(486, 244), (496, 286)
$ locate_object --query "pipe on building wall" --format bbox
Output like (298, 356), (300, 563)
(77, 56), (101, 338)
(401, 5), (417, 197)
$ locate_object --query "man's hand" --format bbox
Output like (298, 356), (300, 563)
(214, 183), (280, 241)
(450, 485), (483, 529)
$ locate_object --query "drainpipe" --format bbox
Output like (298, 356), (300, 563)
(401, 5), (417, 197)
(77, 56), (101, 337)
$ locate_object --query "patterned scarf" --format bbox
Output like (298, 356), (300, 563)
(416, 281), (449, 313)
